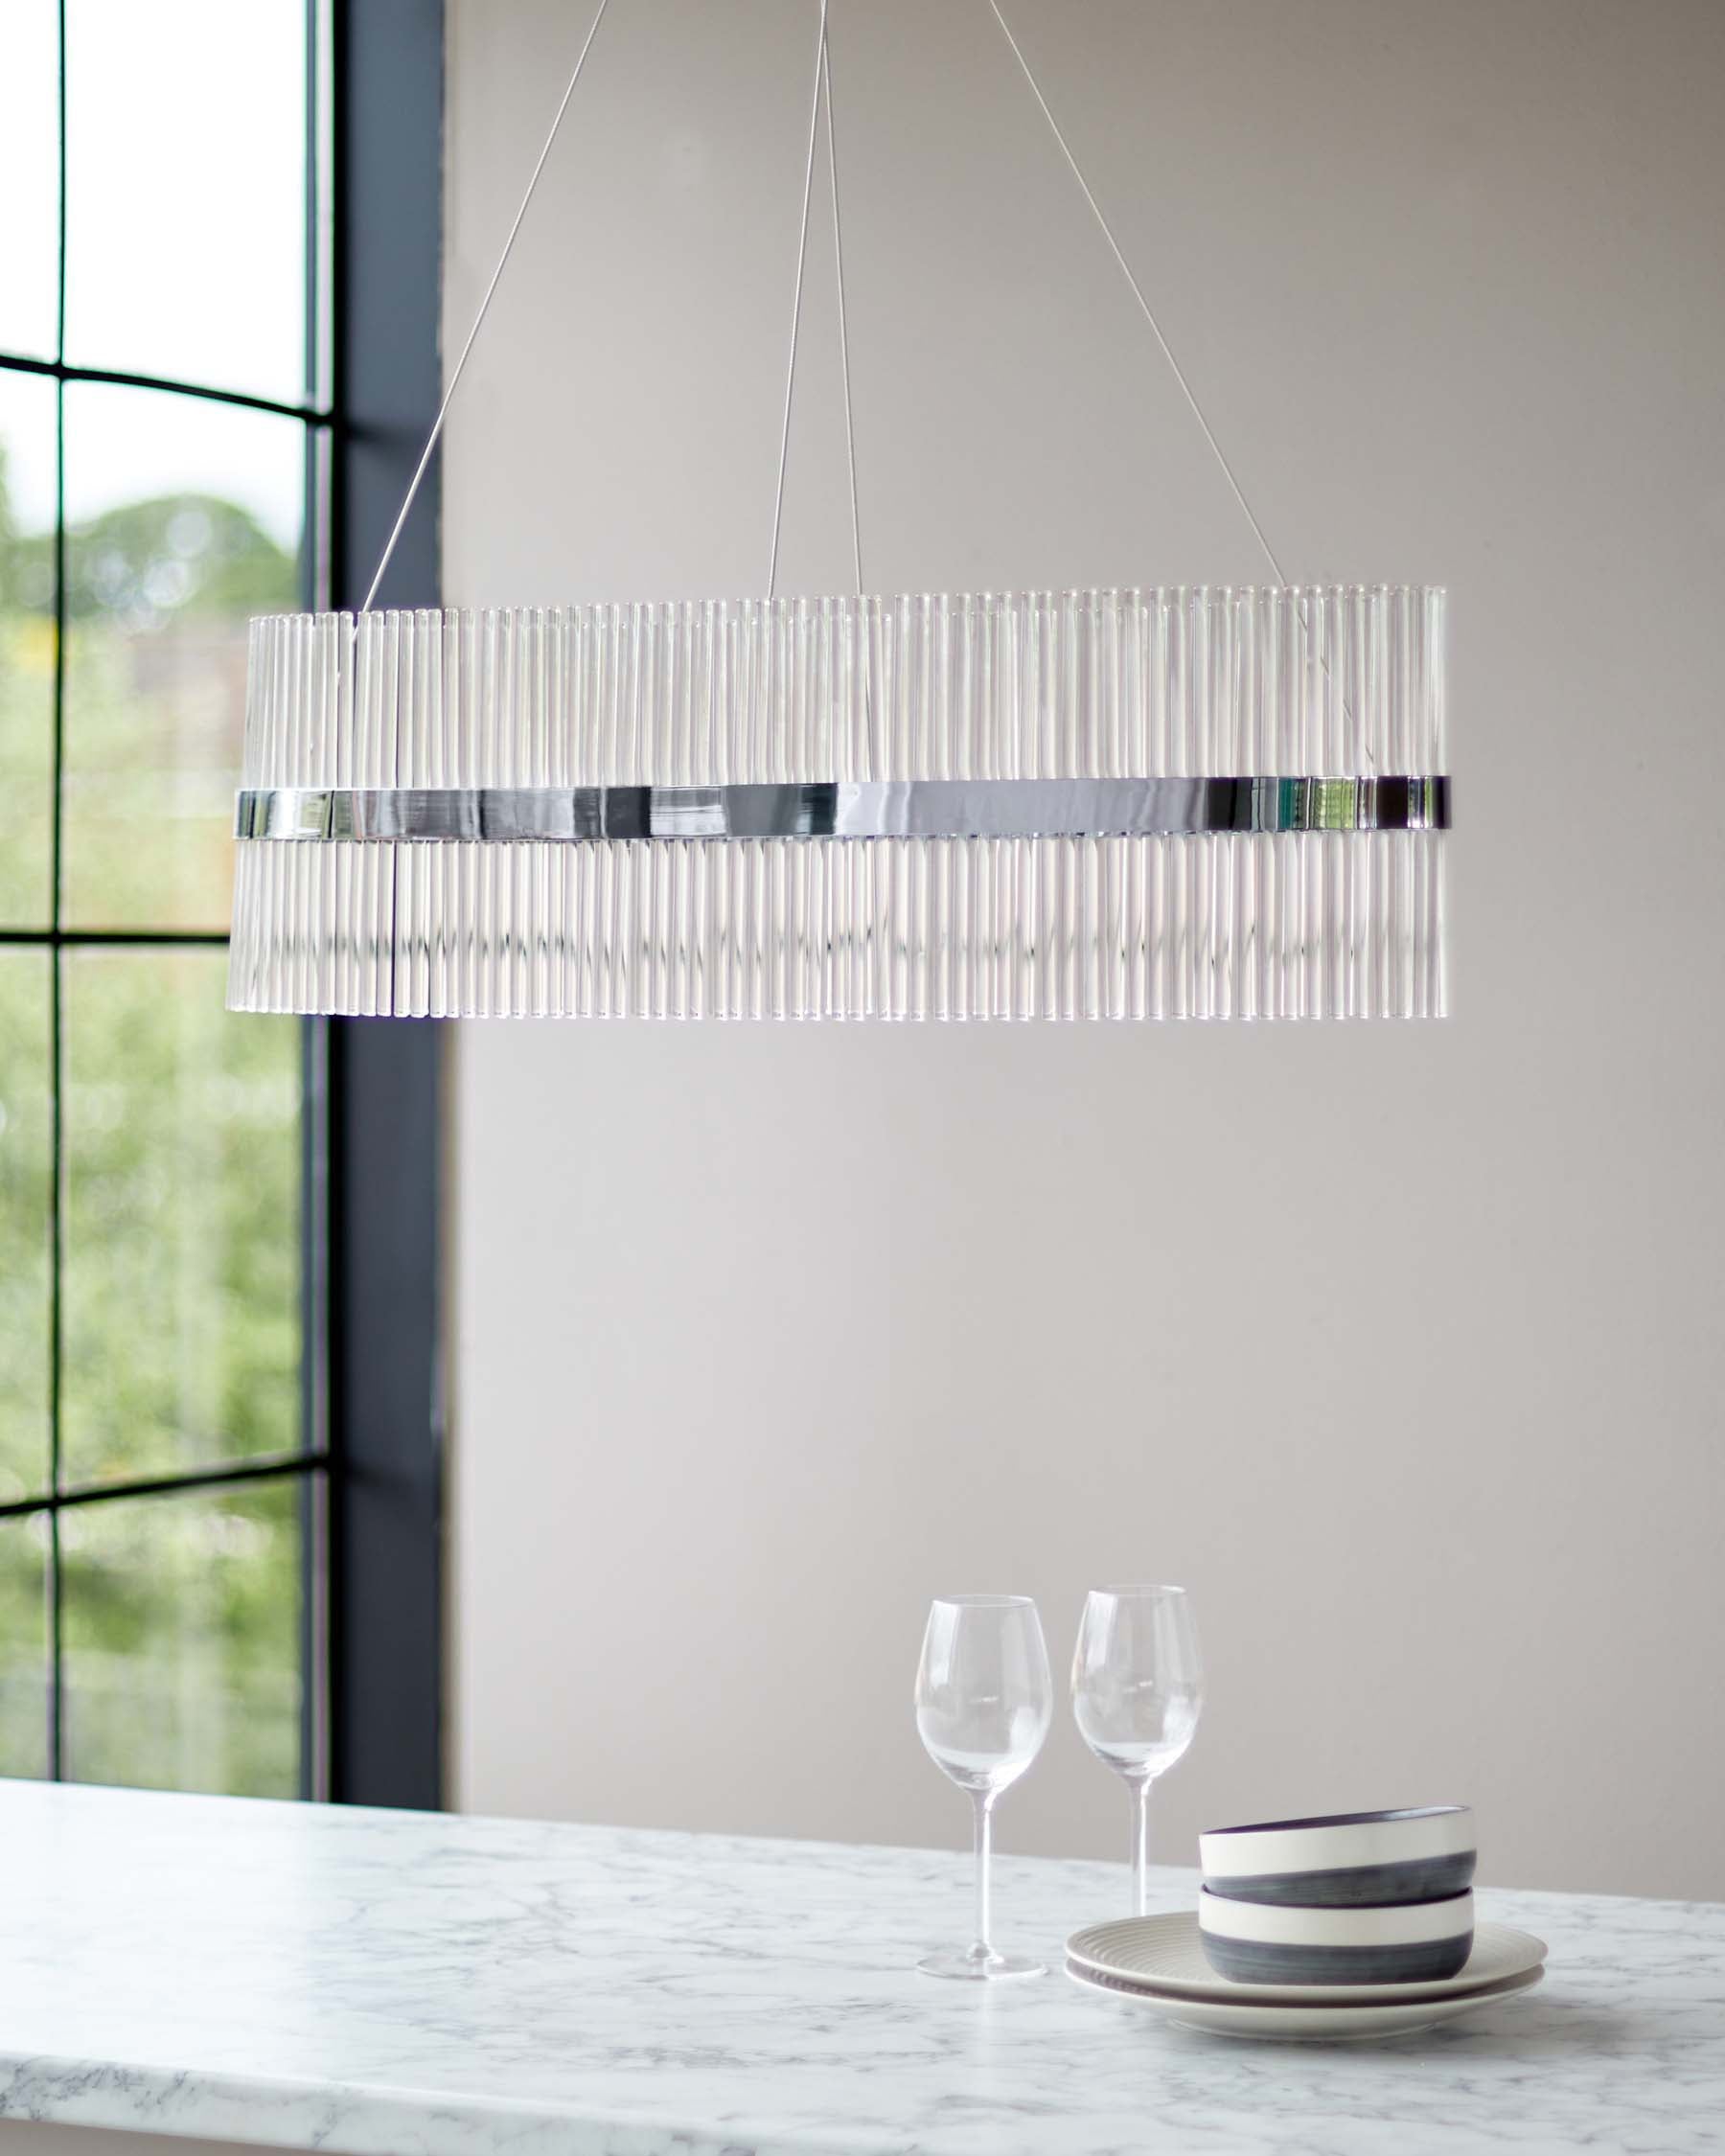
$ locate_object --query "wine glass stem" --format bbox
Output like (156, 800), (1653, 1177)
(972, 1791), (996, 1960)
(1132, 1779), (1152, 1916)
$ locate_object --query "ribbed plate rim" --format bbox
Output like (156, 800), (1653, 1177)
(1065, 1959), (1545, 2039)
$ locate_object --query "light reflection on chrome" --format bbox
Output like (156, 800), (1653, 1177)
(236, 774), (1450, 843)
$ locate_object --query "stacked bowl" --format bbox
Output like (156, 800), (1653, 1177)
(1065, 1802), (1549, 2038)
(1198, 1805), (1478, 1985)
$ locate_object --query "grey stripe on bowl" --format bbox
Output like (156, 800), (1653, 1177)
(1204, 1851), (1478, 1908)
(1200, 1932), (1475, 1987)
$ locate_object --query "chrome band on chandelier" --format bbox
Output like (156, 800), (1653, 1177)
(236, 774), (1450, 844)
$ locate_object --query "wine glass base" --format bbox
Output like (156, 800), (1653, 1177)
(916, 1949), (1046, 1982)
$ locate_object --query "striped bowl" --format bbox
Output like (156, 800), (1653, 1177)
(1198, 1885), (1475, 1986)
(1199, 1805), (1476, 1908)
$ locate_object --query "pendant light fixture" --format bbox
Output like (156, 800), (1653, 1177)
(228, 0), (1449, 1022)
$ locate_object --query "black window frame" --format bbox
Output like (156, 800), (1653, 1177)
(0, 0), (444, 1810)
(322, 0), (445, 1809)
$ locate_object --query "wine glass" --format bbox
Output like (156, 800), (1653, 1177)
(1071, 1585), (1202, 1915)
(913, 1594), (1053, 1980)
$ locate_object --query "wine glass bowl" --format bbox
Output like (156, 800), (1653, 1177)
(1071, 1585), (1203, 1915)
(914, 1594), (1052, 1980)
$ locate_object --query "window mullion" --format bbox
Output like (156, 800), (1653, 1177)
(46, 0), (67, 1773)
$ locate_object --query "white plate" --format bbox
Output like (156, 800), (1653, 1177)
(1067, 1912), (1546, 2006)
(1067, 1957), (1546, 2041)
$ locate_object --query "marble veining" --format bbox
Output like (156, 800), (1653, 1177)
(0, 1781), (1720, 2156)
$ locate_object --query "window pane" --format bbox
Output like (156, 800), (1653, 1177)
(0, 952), (53, 1506)
(61, 948), (300, 1488)
(61, 383), (306, 930)
(0, 4), (60, 360)
(61, 1476), (303, 1797)
(64, 0), (309, 403)
(0, 1516), (50, 1779)
(0, 371), (58, 928)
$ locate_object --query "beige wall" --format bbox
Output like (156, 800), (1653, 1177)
(445, 0), (1725, 1901)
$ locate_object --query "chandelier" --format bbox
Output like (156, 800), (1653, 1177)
(227, 1), (1450, 1023)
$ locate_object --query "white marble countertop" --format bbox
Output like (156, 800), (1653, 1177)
(0, 1781), (1720, 2156)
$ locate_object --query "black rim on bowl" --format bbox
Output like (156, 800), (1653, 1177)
(1202, 1805), (1468, 1837)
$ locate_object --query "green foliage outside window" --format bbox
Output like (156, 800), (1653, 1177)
(0, 442), (305, 1798)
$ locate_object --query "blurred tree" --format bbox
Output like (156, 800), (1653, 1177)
(0, 438), (57, 927)
(0, 447), (304, 1798)
(14, 492), (293, 623)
